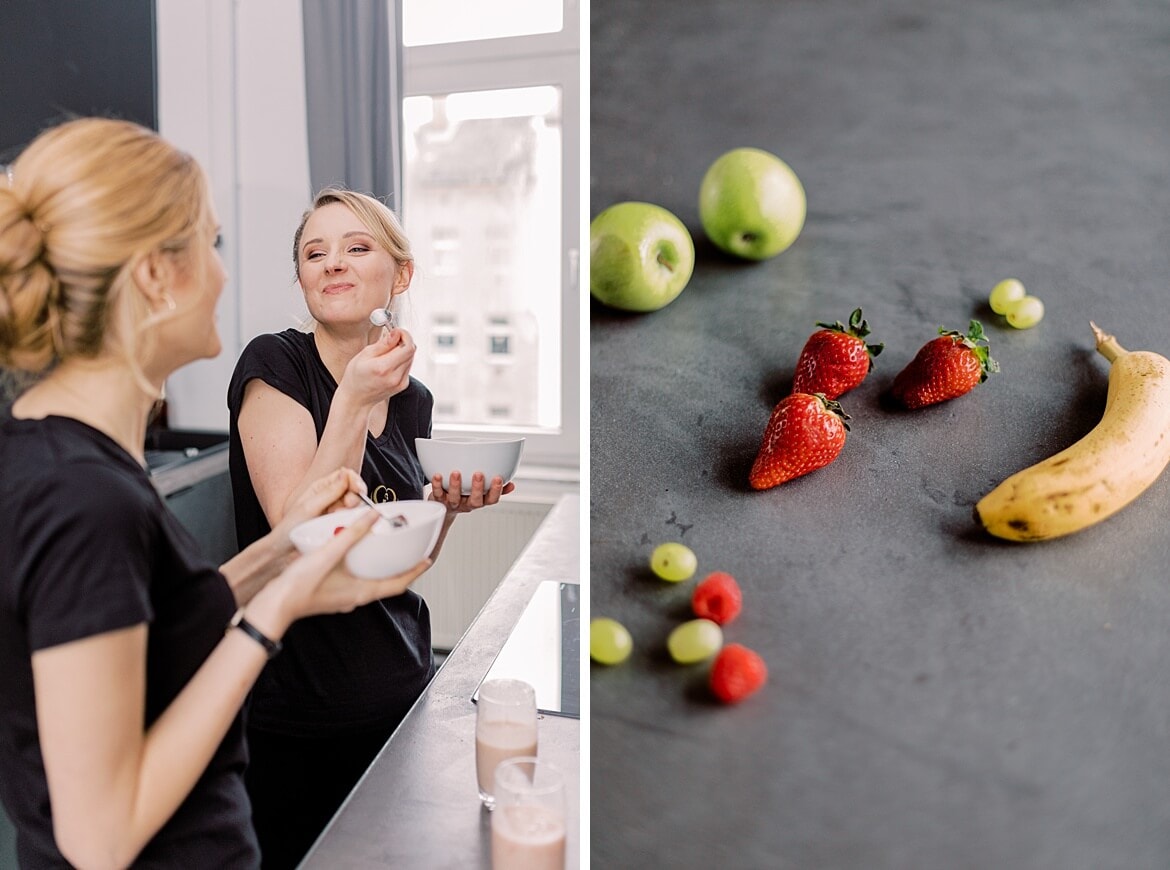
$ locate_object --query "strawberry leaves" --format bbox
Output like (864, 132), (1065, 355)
(937, 319), (999, 382)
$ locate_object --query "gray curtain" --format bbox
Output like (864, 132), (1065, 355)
(301, 0), (403, 204)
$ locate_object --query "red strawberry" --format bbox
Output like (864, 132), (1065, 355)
(749, 392), (850, 490)
(890, 320), (999, 409)
(692, 571), (743, 626)
(792, 308), (884, 399)
(710, 643), (768, 704)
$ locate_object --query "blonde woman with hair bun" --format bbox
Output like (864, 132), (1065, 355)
(0, 118), (432, 869)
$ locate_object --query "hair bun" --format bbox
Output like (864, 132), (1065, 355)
(0, 189), (61, 371)
(0, 191), (48, 276)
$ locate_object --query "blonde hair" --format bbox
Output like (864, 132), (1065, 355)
(0, 117), (210, 376)
(292, 187), (413, 283)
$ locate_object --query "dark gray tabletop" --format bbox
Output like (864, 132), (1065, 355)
(590, 2), (1170, 869)
(300, 496), (580, 870)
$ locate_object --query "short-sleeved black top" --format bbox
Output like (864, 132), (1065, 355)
(0, 414), (258, 869)
(227, 329), (436, 736)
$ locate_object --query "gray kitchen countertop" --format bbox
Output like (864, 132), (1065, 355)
(300, 496), (580, 869)
(589, 2), (1170, 868)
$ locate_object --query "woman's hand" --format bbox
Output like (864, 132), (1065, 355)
(260, 510), (432, 628)
(430, 471), (515, 514)
(269, 466), (367, 550)
(222, 467), (369, 606)
(337, 326), (417, 408)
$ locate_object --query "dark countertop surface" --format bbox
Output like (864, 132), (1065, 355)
(590, 2), (1170, 869)
(300, 495), (580, 870)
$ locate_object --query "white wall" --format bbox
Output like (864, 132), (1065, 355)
(156, 0), (314, 430)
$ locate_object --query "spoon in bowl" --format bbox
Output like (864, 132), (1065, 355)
(356, 490), (408, 529)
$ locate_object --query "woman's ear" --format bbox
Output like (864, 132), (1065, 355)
(131, 250), (177, 313)
(391, 260), (414, 296)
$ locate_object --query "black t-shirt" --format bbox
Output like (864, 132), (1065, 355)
(0, 414), (258, 869)
(226, 329), (436, 737)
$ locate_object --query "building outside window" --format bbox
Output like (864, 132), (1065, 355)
(399, 0), (580, 468)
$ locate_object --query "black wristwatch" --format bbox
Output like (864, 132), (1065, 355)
(228, 608), (283, 659)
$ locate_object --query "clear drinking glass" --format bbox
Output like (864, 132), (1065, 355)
(476, 678), (538, 808)
(490, 757), (566, 870)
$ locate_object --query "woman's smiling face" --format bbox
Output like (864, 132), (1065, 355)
(297, 201), (406, 328)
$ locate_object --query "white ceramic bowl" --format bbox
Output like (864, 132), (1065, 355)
(415, 437), (524, 495)
(289, 499), (446, 579)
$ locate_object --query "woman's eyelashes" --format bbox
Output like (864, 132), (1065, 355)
(305, 243), (372, 262)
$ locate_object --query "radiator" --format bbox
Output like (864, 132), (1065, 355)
(414, 498), (554, 649)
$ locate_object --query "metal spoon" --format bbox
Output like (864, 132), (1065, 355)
(356, 490), (408, 529)
(369, 308), (396, 329)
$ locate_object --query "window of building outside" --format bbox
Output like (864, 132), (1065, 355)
(399, 0), (580, 468)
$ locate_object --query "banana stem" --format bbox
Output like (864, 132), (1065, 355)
(1090, 321), (1126, 363)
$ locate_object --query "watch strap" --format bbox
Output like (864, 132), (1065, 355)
(228, 608), (282, 659)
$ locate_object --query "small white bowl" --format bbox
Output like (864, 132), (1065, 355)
(289, 499), (446, 579)
(415, 437), (524, 495)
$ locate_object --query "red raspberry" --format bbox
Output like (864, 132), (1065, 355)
(691, 571), (743, 625)
(709, 644), (767, 704)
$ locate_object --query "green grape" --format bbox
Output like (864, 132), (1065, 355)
(1006, 295), (1045, 329)
(650, 542), (697, 582)
(590, 618), (633, 665)
(666, 618), (723, 664)
(989, 278), (1025, 315)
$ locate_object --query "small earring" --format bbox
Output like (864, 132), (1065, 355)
(161, 294), (177, 312)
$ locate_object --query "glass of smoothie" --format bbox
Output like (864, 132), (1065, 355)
(491, 757), (566, 870)
(476, 678), (538, 808)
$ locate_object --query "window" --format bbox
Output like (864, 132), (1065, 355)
(399, 0), (579, 468)
(430, 226), (461, 277)
(432, 314), (459, 356)
(486, 224), (511, 269)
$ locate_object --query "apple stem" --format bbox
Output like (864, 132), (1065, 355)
(657, 253), (674, 273)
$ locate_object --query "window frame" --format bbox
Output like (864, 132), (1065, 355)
(400, 4), (581, 471)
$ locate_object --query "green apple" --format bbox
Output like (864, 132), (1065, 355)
(699, 147), (806, 260)
(590, 201), (696, 312)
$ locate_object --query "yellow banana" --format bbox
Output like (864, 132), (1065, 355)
(974, 322), (1170, 541)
